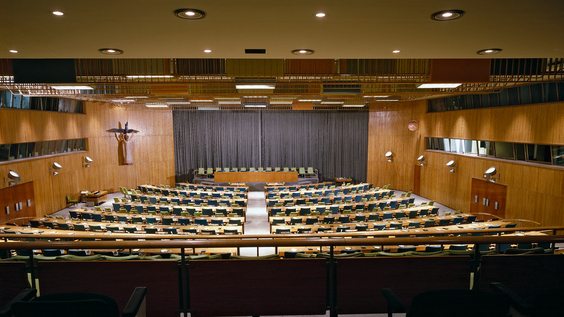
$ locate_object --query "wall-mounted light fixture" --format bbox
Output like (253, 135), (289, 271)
(417, 155), (427, 166)
(385, 151), (393, 163)
(483, 166), (500, 182)
(4, 170), (20, 186)
(446, 160), (457, 173)
(50, 162), (62, 176)
(83, 156), (93, 168)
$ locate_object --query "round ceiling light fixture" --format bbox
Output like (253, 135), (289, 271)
(431, 10), (465, 21)
(315, 12), (326, 18)
(174, 8), (206, 20)
(291, 49), (314, 55)
(99, 48), (124, 55)
(477, 48), (502, 55)
(52, 11), (64, 16)
(9, 50), (18, 54)
(392, 50), (400, 54)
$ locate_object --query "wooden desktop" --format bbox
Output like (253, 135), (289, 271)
(214, 171), (298, 183)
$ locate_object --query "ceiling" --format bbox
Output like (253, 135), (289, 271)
(1, 0), (563, 108)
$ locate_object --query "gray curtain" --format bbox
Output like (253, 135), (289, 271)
(174, 110), (368, 182)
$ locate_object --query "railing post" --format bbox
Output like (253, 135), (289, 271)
(180, 248), (189, 316)
(328, 245), (338, 317)
(29, 251), (37, 289)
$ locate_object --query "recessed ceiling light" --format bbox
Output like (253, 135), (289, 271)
(204, 49), (212, 53)
(190, 100), (214, 102)
(392, 50), (400, 53)
(145, 103), (169, 108)
(298, 99), (321, 102)
(111, 99), (134, 103)
(342, 104), (365, 108)
(52, 11), (64, 16)
(292, 49), (314, 55)
(477, 48), (502, 55)
(9, 50), (18, 54)
(431, 10), (464, 21)
(244, 104), (267, 108)
(316, 13), (326, 18)
(418, 83), (462, 88)
(375, 99), (401, 101)
(363, 96), (390, 98)
(99, 48), (123, 55)
(174, 8), (206, 20)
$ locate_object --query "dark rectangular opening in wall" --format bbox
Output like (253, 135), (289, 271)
(245, 49), (266, 54)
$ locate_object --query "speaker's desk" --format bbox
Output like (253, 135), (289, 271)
(214, 171), (298, 183)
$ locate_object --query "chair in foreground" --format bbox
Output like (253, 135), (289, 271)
(381, 287), (510, 317)
(0, 287), (147, 317)
(490, 282), (564, 317)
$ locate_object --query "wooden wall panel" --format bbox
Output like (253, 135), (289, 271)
(368, 100), (564, 227)
(0, 103), (174, 218)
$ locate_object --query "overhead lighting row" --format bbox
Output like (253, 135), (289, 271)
(6, 8), (501, 57)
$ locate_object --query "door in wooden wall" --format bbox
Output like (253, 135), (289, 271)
(413, 165), (421, 195)
(470, 178), (506, 218)
(0, 182), (36, 224)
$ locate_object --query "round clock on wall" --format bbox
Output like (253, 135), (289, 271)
(408, 120), (419, 131)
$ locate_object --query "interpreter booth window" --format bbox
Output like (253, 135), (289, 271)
(527, 144), (552, 164)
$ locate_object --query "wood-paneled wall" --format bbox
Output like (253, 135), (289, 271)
(0, 103), (174, 218)
(367, 101), (564, 227)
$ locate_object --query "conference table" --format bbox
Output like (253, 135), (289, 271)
(214, 171), (298, 183)
(84, 191), (108, 205)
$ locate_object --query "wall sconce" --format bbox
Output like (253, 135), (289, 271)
(417, 155), (427, 166)
(385, 151), (393, 163)
(50, 162), (62, 176)
(483, 166), (500, 182)
(446, 160), (457, 173)
(83, 156), (93, 168)
(4, 170), (20, 186)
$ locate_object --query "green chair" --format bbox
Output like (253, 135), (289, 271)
(198, 168), (206, 176)
(258, 167), (264, 172)
(66, 195), (78, 206)
(298, 167), (306, 176)
(274, 167), (281, 171)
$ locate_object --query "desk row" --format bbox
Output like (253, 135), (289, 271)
(175, 183), (248, 192)
(266, 190), (399, 204)
(104, 204), (246, 217)
(268, 202), (434, 216)
(269, 212), (465, 226)
(130, 195), (247, 207)
(2, 223), (243, 236)
(141, 184), (248, 196)
(266, 183), (373, 196)
(270, 220), (513, 234)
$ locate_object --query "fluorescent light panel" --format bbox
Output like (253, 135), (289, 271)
(244, 104), (267, 108)
(236, 84), (275, 89)
(167, 101), (191, 105)
(298, 99), (321, 102)
(145, 103), (168, 108)
(50, 85), (93, 90)
(342, 104), (365, 107)
(126, 75), (174, 78)
(418, 83), (462, 88)
(270, 101), (293, 104)
(376, 99), (401, 101)
(363, 96), (389, 98)
(320, 101), (344, 105)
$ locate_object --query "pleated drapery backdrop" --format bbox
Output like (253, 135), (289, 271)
(173, 110), (368, 183)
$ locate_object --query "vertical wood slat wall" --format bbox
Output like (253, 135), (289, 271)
(366, 101), (564, 227)
(0, 103), (174, 217)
